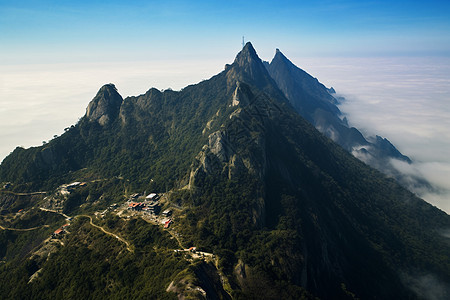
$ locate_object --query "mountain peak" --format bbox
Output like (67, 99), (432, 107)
(226, 42), (286, 100)
(233, 41), (260, 68)
(243, 41), (257, 54)
(271, 48), (291, 67)
(86, 83), (123, 126)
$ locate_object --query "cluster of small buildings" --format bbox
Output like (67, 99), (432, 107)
(127, 192), (163, 216)
(174, 247), (196, 254)
(127, 202), (161, 214)
(128, 192), (159, 202)
(160, 209), (173, 228)
(127, 192), (175, 229)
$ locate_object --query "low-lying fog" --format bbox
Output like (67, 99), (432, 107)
(1, 56), (449, 213)
(298, 56), (450, 213)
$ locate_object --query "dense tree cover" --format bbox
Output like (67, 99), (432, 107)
(62, 178), (126, 215)
(0, 192), (44, 214)
(0, 72), (237, 194)
(0, 209), (64, 262)
(0, 215), (187, 299)
(169, 85), (449, 298)
(0, 43), (449, 299)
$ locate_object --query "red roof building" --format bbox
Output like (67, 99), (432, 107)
(128, 202), (145, 210)
(164, 219), (172, 228)
(54, 228), (64, 235)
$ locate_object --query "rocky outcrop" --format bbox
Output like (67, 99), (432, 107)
(167, 262), (231, 300)
(231, 82), (251, 107)
(189, 85), (287, 228)
(189, 130), (243, 189)
(86, 84), (123, 126)
(189, 86), (270, 189)
(225, 43), (285, 101)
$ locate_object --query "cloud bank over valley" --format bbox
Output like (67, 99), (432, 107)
(0, 59), (222, 160)
(297, 56), (450, 213)
(1, 55), (449, 213)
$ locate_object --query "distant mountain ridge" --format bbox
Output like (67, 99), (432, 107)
(264, 49), (434, 192)
(0, 42), (449, 299)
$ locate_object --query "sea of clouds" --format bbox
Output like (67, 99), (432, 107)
(0, 59), (222, 160)
(297, 56), (450, 213)
(1, 56), (449, 213)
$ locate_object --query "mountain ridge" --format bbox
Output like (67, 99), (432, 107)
(0, 43), (449, 299)
(265, 48), (431, 193)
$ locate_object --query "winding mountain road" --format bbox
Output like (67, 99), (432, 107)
(39, 207), (70, 219)
(1, 190), (47, 196)
(0, 224), (49, 231)
(38, 208), (133, 252)
(78, 214), (133, 253)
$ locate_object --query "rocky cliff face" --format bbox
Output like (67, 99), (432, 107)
(189, 82), (277, 228)
(167, 262), (231, 300)
(184, 45), (450, 299)
(231, 81), (251, 107)
(86, 84), (123, 126)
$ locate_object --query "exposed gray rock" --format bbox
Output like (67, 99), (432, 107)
(86, 84), (123, 126)
(231, 81), (251, 107)
(208, 131), (231, 162)
(168, 262), (231, 300)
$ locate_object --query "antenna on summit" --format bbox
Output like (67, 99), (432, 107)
(242, 36), (245, 48)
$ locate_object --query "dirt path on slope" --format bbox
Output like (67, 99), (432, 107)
(39, 207), (71, 219)
(1, 191), (47, 196)
(0, 224), (50, 231)
(78, 215), (133, 253)
(38, 208), (133, 252)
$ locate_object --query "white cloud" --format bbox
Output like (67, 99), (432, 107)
(390, 158), (450, 212)
(402, 272), (450, 300)
(294, 56), (450, 213)
(0, 59), (223, 162)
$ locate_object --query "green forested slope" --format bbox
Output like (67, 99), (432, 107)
(0, 43), (449, 299)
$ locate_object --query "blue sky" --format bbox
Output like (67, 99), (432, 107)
(1, 1), (450, 212)
(1, 0), (450, 65)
